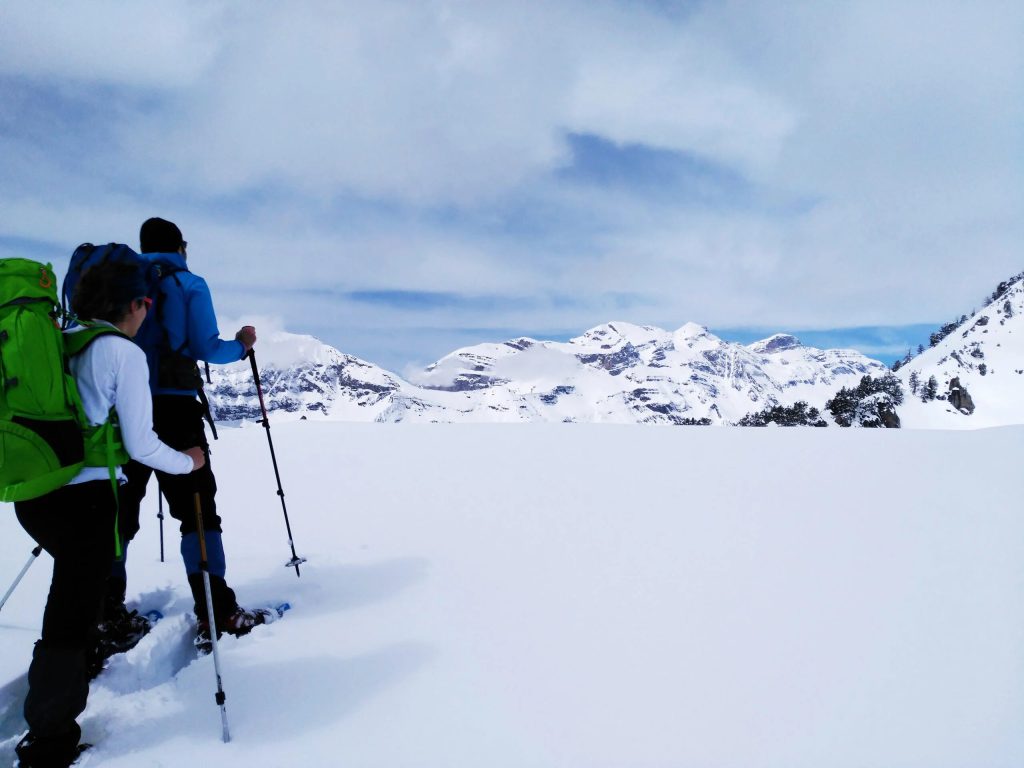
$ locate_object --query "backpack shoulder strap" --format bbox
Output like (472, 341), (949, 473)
(66, 320), (132, 560)
(149, 257), (190, 282)
(64, 324), (131, 358)
(149, 261), (193, 354)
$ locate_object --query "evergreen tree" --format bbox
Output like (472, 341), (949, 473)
(737, 401), (827, 427)
(908, 370), (920, 394)
(827, 372), (909, 428)
(827, 374), (905, 427)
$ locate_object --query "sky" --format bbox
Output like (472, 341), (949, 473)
(1, 0), (1021, 373)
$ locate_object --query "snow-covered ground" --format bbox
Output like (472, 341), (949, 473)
(1, 423), (1023, 767)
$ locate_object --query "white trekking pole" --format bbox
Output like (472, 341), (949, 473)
(158, 492), (165, 563)
(194, 493), (231, 743)
(0, 546), (43, 614)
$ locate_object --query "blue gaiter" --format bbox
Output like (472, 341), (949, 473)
(181, 531), (227, 578)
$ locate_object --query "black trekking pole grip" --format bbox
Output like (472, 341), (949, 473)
(248, 350), (306, 577)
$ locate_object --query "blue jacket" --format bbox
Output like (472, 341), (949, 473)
(135, 251), (246, 396)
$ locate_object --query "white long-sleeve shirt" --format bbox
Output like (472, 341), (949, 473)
(67, 323), (194, 485)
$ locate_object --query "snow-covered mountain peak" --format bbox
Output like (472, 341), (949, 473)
(504, 337), (536, 352)
(570, 321), (668, 352)
(749, 334), (803, 354)
(208, 331), (402, 421)
(411, 338), (527, 391)
(669, 323), (721, 356)
(219, 329), (345, 372)
(675, 321), (709, 339)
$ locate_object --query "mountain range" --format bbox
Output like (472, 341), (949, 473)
(206, 272), (1024, 428)
(206, 323), (886, 425)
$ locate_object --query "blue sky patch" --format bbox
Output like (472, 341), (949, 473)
(558, 132), (755, 208)
(0, 233), (71, 264)
(715, 324), (940, 365)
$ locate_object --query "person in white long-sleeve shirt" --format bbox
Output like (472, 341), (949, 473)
(69, 324), (198, 481)
(13, 260), (204, 768)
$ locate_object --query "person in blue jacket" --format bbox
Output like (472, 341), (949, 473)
(112, 217), (267, 645)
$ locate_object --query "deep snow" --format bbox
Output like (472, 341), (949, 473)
(1, 423), (1023, 767)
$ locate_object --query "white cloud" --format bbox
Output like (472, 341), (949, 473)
(2, 1), (793, 205)
(0, 0), (222, 87)
(0, 0), (1021, 370)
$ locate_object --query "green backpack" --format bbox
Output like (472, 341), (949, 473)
(0, 258), (129, 505)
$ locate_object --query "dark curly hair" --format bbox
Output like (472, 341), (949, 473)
(71, 260), (149, 323)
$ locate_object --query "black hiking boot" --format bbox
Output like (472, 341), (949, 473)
(86, 604), (153, 678)
(96, 604), (152, 655)
(15, 731), (90, 767)
(194, 606), (273, 654)
(222, 606), (272, 637)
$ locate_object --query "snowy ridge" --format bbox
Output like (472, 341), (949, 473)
(206, 322), (888, 425)
(898, 277), (1024, 428)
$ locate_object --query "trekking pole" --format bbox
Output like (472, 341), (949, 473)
(248, 350), (306, 577)
(194, 493), (230, 743)
(0, 546), (43, 614)
(158, 492), (165, 563)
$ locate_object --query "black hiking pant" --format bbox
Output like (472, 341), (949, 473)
(14, 480), (116, 765)
(118, 395), (238, 622)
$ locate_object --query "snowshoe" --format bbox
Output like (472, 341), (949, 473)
(195, 603), (290, 654)
(194, 620), (212, 655)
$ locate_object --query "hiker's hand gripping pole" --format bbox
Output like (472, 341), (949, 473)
(248, 350), (306, 577)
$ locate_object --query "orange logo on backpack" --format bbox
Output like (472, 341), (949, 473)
(38, 268), (52, 289)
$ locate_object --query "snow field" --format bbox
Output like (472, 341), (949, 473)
(1, 423), (1023, 766)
